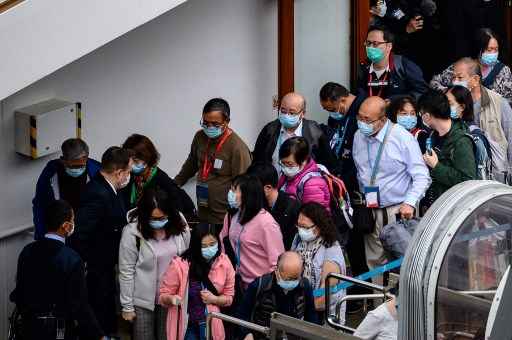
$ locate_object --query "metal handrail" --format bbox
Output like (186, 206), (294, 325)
(0, 223), (33, 240)
(206, 311), (270, 340)
(325, 273), (387, 331)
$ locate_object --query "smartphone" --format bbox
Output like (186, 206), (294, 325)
(426, 137), (432, 156)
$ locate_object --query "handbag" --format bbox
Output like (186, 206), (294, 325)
(351, 191), (376, 234)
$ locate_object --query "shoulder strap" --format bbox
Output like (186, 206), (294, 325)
(296, 171), (323, 201)
(483, 62), (506, 88)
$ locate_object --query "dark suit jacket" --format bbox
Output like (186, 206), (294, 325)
(252, 119), (336, 172)
(10, 238), (103, 339)
(270, 191), (300, 250)
(71, 173), (127, 268)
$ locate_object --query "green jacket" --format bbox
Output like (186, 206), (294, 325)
(429, 120), (477, 201)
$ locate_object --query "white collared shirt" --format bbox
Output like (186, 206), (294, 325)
(272, 119), (304, 169)
(353, 120), (431, 207)
(45, 233), (66, 244)
(104, 176), (118, 195)
(369, 63), (389, 79)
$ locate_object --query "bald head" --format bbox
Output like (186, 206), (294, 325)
(358, 97), (388, 136)
(281, 92), (306, 115)
(277, 251), (303, 280)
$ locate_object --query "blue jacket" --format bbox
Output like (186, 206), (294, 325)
(32, 158), (101, 240)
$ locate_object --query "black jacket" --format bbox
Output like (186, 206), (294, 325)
(10, 238), (103, 339)
(356, 54), (428, 100)
(320, 93), (367, 194)
(252, 119), (336, 172)
(270, 191), (300, 250)
(122, 167), (197, 221)
(71, 173), (127, 268)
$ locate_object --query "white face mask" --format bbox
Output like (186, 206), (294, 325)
(119, 172), (131, 189)
(67, 222), (75, 237)
(282, 165), (301, 178)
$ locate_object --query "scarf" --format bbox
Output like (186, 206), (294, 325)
(296, 237), (323, 288)
(130, 166), (158, 205)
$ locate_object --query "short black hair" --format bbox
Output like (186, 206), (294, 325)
(101, 146), (132, 173)
(246, 162), (279, 188)
(473, 28), (499, 58)
(61, 138), (89, 160)
(319, 82), (350, 102)
(388, 95), (418, 123)
(279, 136), (310, 165)
(45, 200), (73, 232)
(447, 85), (475, 123)
(203, 98), (230, 120)
(418, 89), (451, 120)
(367, 24), (394, 44)
(232, 174), (265, 225)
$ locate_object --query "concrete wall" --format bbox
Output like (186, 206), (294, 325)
(294, 0), (351, 123)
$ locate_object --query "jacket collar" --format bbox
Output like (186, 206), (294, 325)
(480, 85), (491, 109)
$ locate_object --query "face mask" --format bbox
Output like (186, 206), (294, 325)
(227, 189), (239, 209)
(298, 227), (317, 242)
(277, 277), (300, 291)
(131, 162), (146, 175)
(119, 173), (131, 189)
(366, 47), (385, 64)
(452, 80), (468, 89)
(281, 165), (301, 178)
(481, 52), (498, 66)
(396, 115), (417, 131)
(201, 243), (219, 261)
(329, 111), (344, 120)
(149, 218), (168, 229)
(66, 222), (75, 237)
(203, 126), (224, 139)
(357, 120), (375, 137)
(65, 167), (86, 178)
(279, 113), (301, 129)
(422, 117), (431, 129)
(450, 106), (459, 119)
(376, 1), (387, 17)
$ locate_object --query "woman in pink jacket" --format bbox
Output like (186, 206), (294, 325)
(278, 136), (331, 210)
(159, 223), (235, 340)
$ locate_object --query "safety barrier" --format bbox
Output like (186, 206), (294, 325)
(205, 311), (270, 340)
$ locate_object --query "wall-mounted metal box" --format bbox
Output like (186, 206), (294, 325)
(15, 99), (81, 159)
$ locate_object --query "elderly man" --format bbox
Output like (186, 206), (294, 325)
(238, 251), (318, 340)
(175, 98), (252, 225)
(32, 138), (100, 240)
(353, 96), (431, 271)
(452, 57), (512, 176)
(252, 92), (335, 172)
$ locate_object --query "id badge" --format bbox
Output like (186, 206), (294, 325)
(214, 158), (223, 169)
(364, 186), (380, 208)
(196, 182), (209, 208)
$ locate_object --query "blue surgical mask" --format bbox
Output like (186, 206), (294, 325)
(149, 218), (168, 229)
(203, 126), (224, 139)
(298, 227), (317, 242)
(277, 276), (300, 291)
(396, 115), (417, 131)
(227, 189), (239, 209)
(65, 167), (86, 178)
(450, 105), (459, 119)
(279, 113), (301, 129)
(202, 243), (219, 261)
(357, 120), (375, 137)
(452, 80), (468, 89)
(132, 162), (146, 175)
(281, 165), (301, 178)
(366, 46), (385, 64)
(481, 52), (498, 66)
(329, 111), (344, 120)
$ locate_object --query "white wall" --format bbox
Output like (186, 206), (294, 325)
(0, 0), (278, 233)
(0, 0), (188, 100)
(294, 0), (351, 123)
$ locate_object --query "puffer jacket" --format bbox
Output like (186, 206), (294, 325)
(278, 159), (330, 210)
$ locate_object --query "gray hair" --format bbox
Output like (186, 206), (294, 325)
(61, 138), (89, 160)
(455, 57), (482, 79)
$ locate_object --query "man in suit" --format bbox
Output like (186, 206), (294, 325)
(70, 146), (133, 337)
(252, 92), (336, 172)
(11, 200), (105, 340)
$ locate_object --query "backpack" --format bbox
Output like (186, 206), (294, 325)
(466, 127), (493, 180)
(295, 168), (353, 246)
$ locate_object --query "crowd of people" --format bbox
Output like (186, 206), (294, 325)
(10, 4), (512, 340)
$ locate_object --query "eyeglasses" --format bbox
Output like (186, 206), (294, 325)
(364, 40), (388, 48)
(200, 119), (224, 128)
(357, 116), (383, 124)
(296, 224), (316, 230)
(279, 108), (303, 116)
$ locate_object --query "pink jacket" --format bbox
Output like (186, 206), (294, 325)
(278, 159), (330, 210)
(159, 254), (235, 340)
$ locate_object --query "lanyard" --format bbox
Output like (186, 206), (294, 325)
(332, 116), (351, 157)
(200, 129), (232, 181)
(368, 70), (389, 98)
(235, 223), (245, 270)
(367, 123), (393, 186)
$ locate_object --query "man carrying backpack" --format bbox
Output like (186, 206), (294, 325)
(420, 90), (477, 207)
